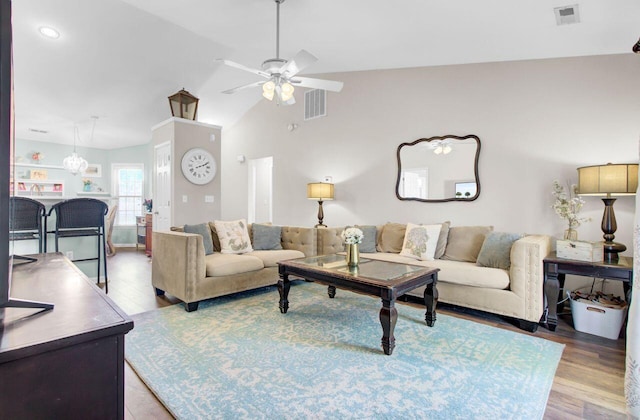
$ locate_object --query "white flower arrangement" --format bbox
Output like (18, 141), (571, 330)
(341, 227), (364, 245)
(552, 180), (590, 229)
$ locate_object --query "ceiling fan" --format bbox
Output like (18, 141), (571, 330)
(217, 0), (343, 105)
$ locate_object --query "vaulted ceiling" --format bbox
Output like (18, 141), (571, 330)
(13, 0), (640, 149)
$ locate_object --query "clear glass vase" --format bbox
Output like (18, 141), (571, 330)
(564, 228), (578, 241)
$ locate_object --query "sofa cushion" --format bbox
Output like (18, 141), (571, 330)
(204, 253), (264, 277)
(214, 219), (253, 254)
(362, 253), (510, 290)
(441, 225), (493, 263)
(252, 224), (283, 250)
(476, 232), (523, 270)
(399, 223), (441, 261)
(183, 223), (214, 255)
(434, 221), (451, 259)
(376, 222), (406, 253)
(244, 249), (305, 267)
(207, 222), (222, 252)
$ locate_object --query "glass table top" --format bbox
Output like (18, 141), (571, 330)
(290, 254), (428, 282)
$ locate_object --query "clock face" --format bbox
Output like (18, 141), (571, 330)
(181, 148), (217, 185)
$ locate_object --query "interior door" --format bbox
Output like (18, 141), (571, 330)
(248, 157), (273, 224)
(154, 142), (171, 232)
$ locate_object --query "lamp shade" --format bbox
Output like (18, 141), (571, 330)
(168, 89), (199, 120)
(577, 163), (638, 196)
(307, 182), (334, 200)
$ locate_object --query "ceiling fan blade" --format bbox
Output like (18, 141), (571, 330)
(216, 59), (271, 78)
(290, 77), (344, 93)
(221, 81), (266, 95)
(280, 50), (318, 78)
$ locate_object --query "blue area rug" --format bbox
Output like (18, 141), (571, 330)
(126, 282), (564, 419)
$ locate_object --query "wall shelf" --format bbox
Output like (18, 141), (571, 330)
(15, 162), (65, 170)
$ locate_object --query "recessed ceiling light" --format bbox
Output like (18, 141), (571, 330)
(38, 26), (60, 39)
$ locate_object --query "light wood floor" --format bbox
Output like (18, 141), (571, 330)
(107, 249), (627, 419)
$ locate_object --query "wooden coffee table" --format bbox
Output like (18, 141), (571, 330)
(277, 254), (439, 355)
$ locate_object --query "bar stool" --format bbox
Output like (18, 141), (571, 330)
(48, 198), (109, 293)
(9, 196), (46, 253)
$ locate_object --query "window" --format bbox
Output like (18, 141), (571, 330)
(112, 164), (144, 226)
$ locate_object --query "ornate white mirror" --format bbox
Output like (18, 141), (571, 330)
(396, 134), (481, 202)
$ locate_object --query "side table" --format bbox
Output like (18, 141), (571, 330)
(543, 252), (633, 332)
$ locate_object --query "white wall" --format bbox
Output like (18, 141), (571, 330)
(221, 54), (640, 258)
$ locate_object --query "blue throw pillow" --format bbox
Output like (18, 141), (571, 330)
(252, 224), (283, 250)
(184, 223), (215, 255)
(355, 225), (377, 253)
(476, 232), (523, 270)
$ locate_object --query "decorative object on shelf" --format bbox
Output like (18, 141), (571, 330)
(181, 148), (216, 185)
(31, 152), (44, 164)
(168, 88), (199, 120)
(63, 118), (96, 175)
(577, 163), (638, 262)
(143, 199), (153, 213)
(307, 182), (334, 227)
(342, 227), (363, 267)
(633, 37), (640, 53)
(551, 180), (589, 241)
(217, 0), (343, 105)
(82, 178), (93, 192)
(83, 163), (102, 178)
(556, 239), (603, 262)
(30, 169), (47, 180)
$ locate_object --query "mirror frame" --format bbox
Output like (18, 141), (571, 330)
(395, 134), (481, 203)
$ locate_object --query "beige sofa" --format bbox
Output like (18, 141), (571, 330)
(152, 224), (317, 312)
(317, 226), (552, 332)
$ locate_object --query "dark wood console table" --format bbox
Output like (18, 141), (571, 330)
(543, 252), (633, 332)
(0, 253), (134, 419)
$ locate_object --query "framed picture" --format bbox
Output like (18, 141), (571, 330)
(30, 169), (48, 180)
(84, 164), (102, 178)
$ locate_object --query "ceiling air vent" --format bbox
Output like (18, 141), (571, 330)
(554, 4), (580, 25)
(304, 89), (326, 121)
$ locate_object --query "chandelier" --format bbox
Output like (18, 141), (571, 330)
(63, 118), (96, 175)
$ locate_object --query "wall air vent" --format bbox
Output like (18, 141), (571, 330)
(554, 4), (580, 25)
(304, 89), (326, 121)
(28, 128), (48, 134)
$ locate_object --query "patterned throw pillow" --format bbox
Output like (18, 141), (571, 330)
(213, 219), (253, 254)
(399, 223), (442, 261)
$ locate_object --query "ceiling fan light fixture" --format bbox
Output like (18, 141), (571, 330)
(262, 81), (275, 100)
(443, 145), (452, 154)
(280, 82), (294, 101)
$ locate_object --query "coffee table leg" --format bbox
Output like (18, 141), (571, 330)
(327, 285), (336, 298)
(424, 280), (438, 327)
(278, 273), (290, 314)
(380, 299), (397, 355)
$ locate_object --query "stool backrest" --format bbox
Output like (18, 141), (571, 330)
(49, 198), (109, 229)
(9, 196), (45, 232)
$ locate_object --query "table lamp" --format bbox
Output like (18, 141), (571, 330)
(307, 182), (334, 228)
(577, 162), (638, 262)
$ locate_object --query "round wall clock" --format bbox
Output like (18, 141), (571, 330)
(181, 148), (217, 185)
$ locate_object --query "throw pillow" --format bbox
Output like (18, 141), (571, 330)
(355, 225), (377, 253)
(476, 232), (523, 270)
(252, 224), (283, 250)
(441, 225), (494, 263)
(207, 222), (222, 252)
(376, 222), (406, 253)
(399, 223), (442, 261)
(434, 221), (451, 259)
(213, 219), (253, 254)
(184, 223), (215, 255)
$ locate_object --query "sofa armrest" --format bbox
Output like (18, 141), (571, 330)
(509, 234), (552, 320)
(282, 226), (318, 257)
(152, 231), (206, 303)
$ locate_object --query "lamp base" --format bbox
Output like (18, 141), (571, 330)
(603, 242), (626, 263)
